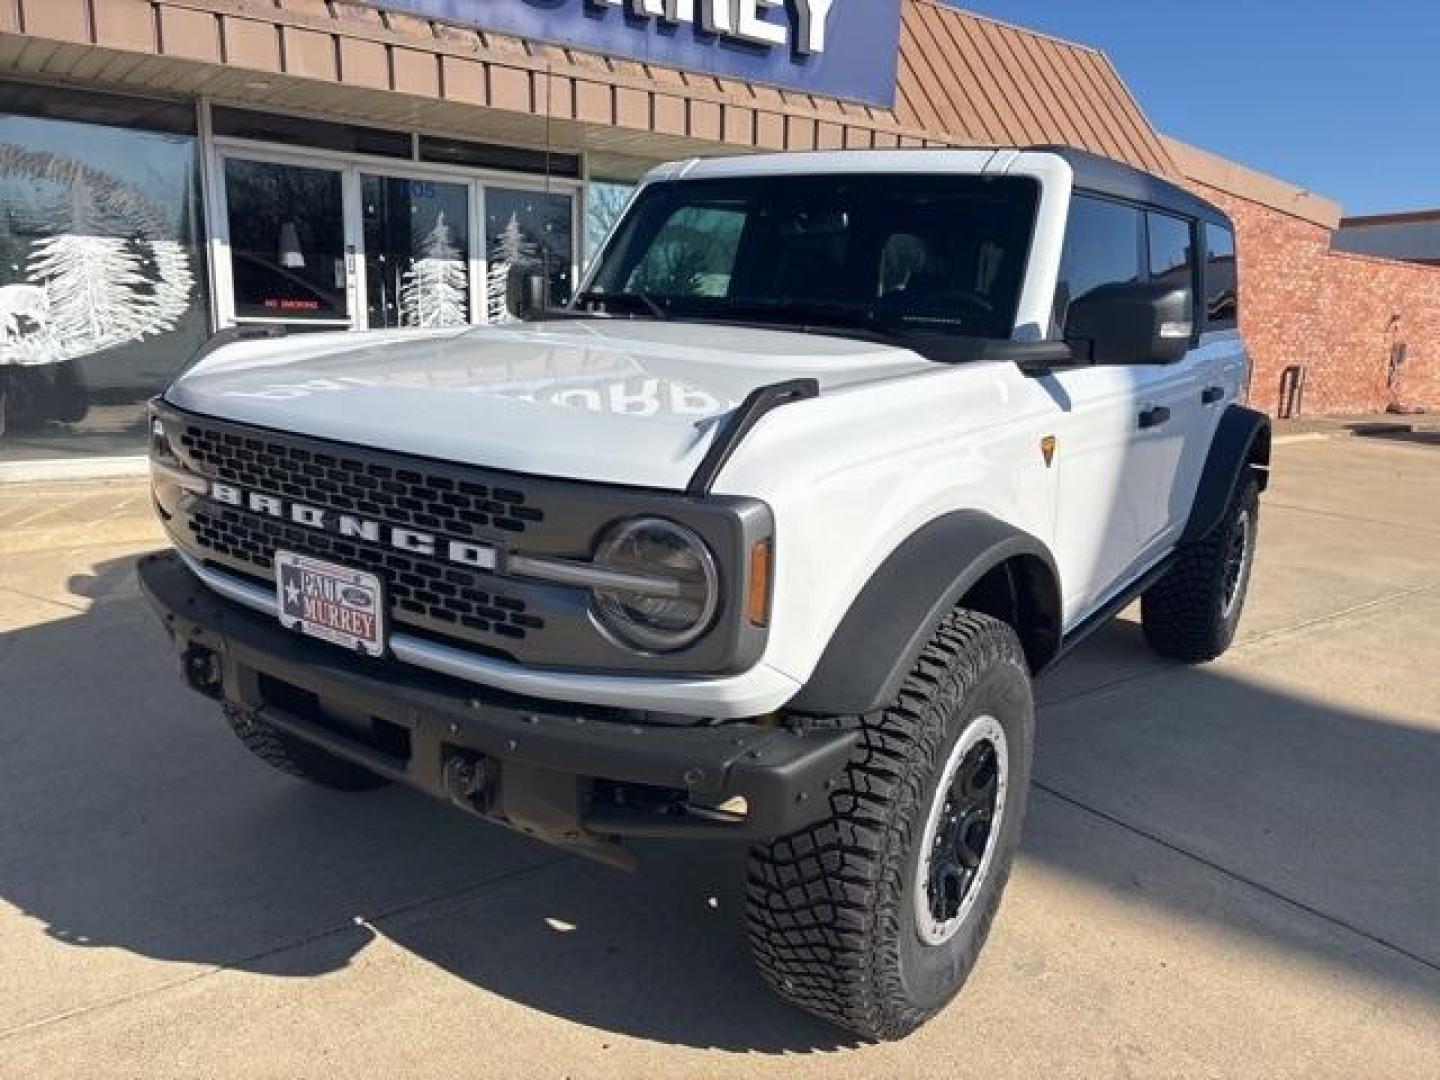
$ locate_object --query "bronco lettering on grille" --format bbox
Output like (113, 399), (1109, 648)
(209, 480), (499, 572)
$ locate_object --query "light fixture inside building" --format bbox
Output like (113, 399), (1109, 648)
(278, 221), (305, 269)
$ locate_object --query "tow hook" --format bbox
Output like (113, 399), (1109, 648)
(441, 751), (496, 815)
(182, 645), (223, 699)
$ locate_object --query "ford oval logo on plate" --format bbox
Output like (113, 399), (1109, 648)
(342, 586), (375, 609)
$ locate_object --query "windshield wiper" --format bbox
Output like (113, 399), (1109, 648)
(715, 300), (900, 338)
(574, 290), (669, 321)
(573, 293), (898, 343)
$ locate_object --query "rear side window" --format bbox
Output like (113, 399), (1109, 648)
(1054, 195), (1142, 333)
(1147, 212), (1194, 288)
(1204, 223), (1239, 328)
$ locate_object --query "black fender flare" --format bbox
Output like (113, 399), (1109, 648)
(1182, 405), (1272, 544)
(787, 512), (1062, 716)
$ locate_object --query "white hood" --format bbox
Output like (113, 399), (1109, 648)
(166, 320), (935, 490)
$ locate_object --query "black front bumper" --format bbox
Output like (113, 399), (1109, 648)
(137, 551), (855, 861)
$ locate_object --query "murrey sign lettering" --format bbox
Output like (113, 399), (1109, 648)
(587, 0), (836, 54)
(373, 1), (902, 107)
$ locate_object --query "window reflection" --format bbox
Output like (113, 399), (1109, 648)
(1205, 223), (1239, 328)
(1147, 212), (1194, 287)
(1055, 196), (1143, 332)
(626, 204), (745, 297)
(584, 180), (634, 268)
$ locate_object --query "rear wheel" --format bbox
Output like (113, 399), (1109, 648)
(1143, 473), (1260, 662)
(223, 702), (389, 792)
(0, 368), (33, 435)
(745, 610), (1034, 1041)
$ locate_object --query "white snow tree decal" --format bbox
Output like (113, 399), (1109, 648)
(28, 185), (151, 351)
(486, 212), (538, 325)
(145, 239), (197, 334)
(398, 211), (468, 329)
(0, 143), (195, 368)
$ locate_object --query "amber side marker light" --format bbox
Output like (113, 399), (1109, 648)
(747, 539), (774, 627)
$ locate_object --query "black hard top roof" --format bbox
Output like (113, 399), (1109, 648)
(1032, 145), (1232, 228)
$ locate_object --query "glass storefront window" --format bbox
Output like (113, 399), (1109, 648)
(0, 91), (588, 461)
(224, 159), (348, 322)
(362, 175), (471, 329)
(584, 181), (635, 268)
(0, 104), (208, 459)
(485, 188), (573, 322)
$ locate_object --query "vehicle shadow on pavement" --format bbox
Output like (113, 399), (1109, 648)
(1, 553), (1437, 1051)
(1344, 424), (1440, 448)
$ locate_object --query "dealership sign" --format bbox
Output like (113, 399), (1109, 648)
(376, 1), (902, 106)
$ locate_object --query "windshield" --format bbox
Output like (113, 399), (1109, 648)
(583, 173), (1039, 344)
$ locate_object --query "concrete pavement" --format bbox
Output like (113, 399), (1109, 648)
(1, 434), (1437, 1078)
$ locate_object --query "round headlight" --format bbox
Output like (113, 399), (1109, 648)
(591, 517), (719, 653)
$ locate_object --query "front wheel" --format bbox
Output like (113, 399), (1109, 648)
(223, 702), (390, 792)
(745, 610), (1034, 1041)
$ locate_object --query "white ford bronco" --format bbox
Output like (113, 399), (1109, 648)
(140, 147), (1269, 1040)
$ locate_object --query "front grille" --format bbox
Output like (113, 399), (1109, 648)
(156, 403), (769, 677)
(190, 505), (543, 643)
(178, 424), (545, 538)
(174, 419), (551, 654)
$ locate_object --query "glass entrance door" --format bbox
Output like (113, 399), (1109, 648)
(360, 174), (473, 330)
(221, 157), (354, 327)
(215, 149), (579, 332)
(485, 187), (575, 323)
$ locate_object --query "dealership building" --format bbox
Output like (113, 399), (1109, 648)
(0, 0), (1435, 471)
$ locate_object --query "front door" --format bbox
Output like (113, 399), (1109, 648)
(1048, 195), (1203, 623)
(1050, 364), (1160, 620)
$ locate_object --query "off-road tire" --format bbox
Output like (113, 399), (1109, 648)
(48, 361), (89, 424)
(223, 702), (389, 792)
(745, 610), (1034, 1041)
(0, 369), (30, 435)
(1142, 473), (1260, 663)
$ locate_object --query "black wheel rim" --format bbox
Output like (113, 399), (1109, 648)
(916, 715), (1008, 945)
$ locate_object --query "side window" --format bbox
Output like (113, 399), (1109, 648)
(1055, 195), (1142, 333)
(625, 204), (745, 298)
(1147, 211), (1197, 338)
(1204, 223), (1239, 329)
(1147, 212), (1195, 289)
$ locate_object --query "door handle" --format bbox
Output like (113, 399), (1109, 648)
(1138, 405), (1171, 430)
(1202, 385), (1226, 405)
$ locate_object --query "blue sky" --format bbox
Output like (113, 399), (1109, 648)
(946, 1), (1439, 215)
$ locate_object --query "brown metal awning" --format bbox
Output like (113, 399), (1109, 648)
(0, 0), (1176, 178)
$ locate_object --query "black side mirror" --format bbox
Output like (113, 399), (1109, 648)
(1063, 282), (1194, 365)
(514, 270), (549, 321)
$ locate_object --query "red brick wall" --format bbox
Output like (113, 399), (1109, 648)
(1317, 250), (1440, 415)
(1186, 179), (1440, 417)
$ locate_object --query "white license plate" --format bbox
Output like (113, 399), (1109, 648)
(275, 550), (386, 657)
